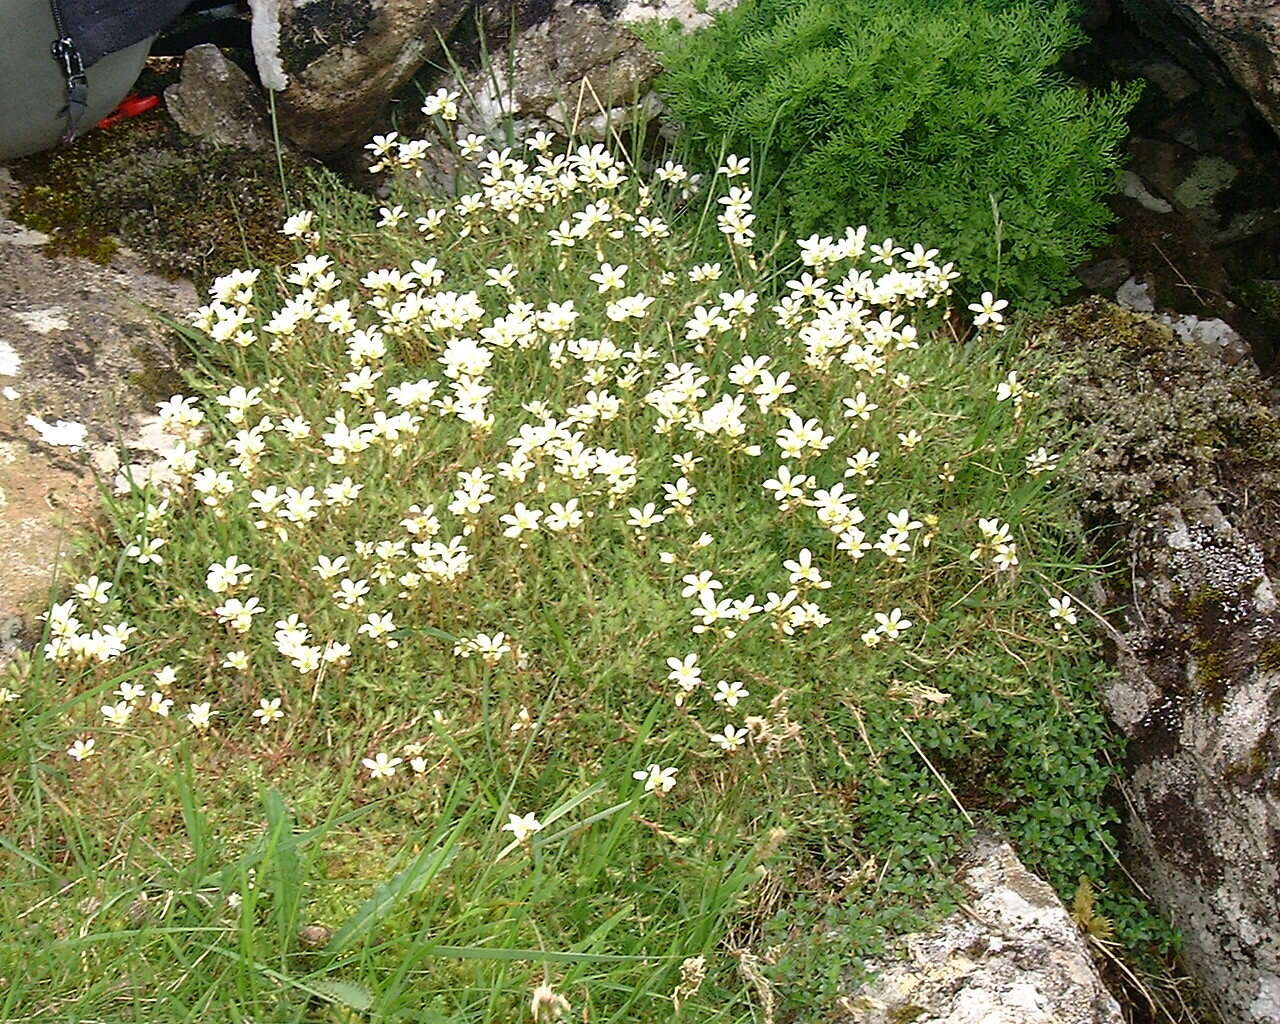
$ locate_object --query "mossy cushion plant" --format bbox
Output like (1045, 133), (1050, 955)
(640, 0), (1141, 307)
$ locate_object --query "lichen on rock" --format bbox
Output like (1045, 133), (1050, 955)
(1113, 496), (1280, 1024)
(838, 833), (1124, 1024)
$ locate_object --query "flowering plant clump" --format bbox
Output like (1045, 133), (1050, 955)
(0, 128), (1146, 1020)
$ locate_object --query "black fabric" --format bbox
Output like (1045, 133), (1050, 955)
(55, 0), (193, 66)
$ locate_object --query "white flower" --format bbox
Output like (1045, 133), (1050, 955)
(712, 680), (749, 708)
(100, 700), (133, 725)
(589, 262), (628, 293)
(501, 812), (543, 843)
(710, 724), (747, 752)
(841, 392), (878, 421)
(252, 697), (285, 725)
(632, 763), (678, 794)
(148, 692), (174, 716)
(1026, 447), (1060, 476)
(783, 548), (829, 589)
(500, 502), (543, 538)
(67, 737), (96, 761)
(1049, 595), (1078, 628)
(681, 571), (723, 600)
(363, 752), (403, 779)
(873, 607), (913, 641)
(666, 653), (701, 692)
(281, 209), (315, 237)
(968, 291), (1009, 331)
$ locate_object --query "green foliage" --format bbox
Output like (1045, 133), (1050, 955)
(0, 136), (1178, 1020)
(640, 0), (1140, 306)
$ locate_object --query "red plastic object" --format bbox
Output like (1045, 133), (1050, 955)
(97, 92), (161, 130)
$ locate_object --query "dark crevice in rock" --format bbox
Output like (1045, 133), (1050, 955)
(1065, 1), (1280, 373)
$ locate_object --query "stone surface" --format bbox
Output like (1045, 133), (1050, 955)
(165, 44), (273, 151)
(1075, 256), (1132, 293)
(0, 170), (194, 631)
(1115, 275), (1155, 312)
(1108, 494), (1280, 1024)
(837, 833), (1123, 1024)
(1118, 170), (1173, 214)
(271, 0), (472, 154)
(1121, 0), (1280, 137)
(424, 0), (736, 174)
(443, 0), (666, 144)
(1161, 312), (1252, 364)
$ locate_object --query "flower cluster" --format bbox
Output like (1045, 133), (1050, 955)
(34, 129), (1074, 847)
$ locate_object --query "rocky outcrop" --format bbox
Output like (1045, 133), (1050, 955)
(1109, 495), (1280, 1023)
(427, 0), (667, 151)
(267, 0), (472, 154)
(166, 45), (273, 151)
(0, 170), (193, 640)
(1121, 0), (1280, 137)
(424, 0), (736, 158)
(838, 834), (1123, 1024)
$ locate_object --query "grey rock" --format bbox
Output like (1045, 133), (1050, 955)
(1119, 170), (1173, 214)
(273, 0), (472, 154)
(165, 44), (273, 151)
(1075, 257), (1132, 292)
(448, 1), (664, 140)
(617, 0), (740, 31)
(1119, 0), (1280, 137)
(838, 833), (1123, 1024)
(1137, 56), (1201, 104)
(0, 174), (194, 627)
(1109, 495), (1280, 1024)
(1161, 313), (1252, 364)
(417, 0), (673, 187)
(1116, 275), (1156, 312)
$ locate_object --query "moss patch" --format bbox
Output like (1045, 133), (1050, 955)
(1036, 298), (1280, 564)
(8, 111), (307, 291)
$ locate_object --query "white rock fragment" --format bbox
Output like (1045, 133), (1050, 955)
(1116, 276), (1155, 312)
(1119, 170), (1173, 213)
(1, 386), (18, 400)
(25, 415), (88, 451)
(12, 308), (70, 333)
(247, 0), (289, 91)
(89, 445), (121, 475)
(0, 341), (20, 376)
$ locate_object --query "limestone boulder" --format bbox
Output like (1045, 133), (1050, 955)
(426, 0), (739, 154)
(838, 833), (1123, 1024)
(260, 0), (472, 154)
(1109, 494), (1280, 1023)
(0, 171), (194, 639)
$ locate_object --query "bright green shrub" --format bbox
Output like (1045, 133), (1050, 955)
(641, 0), (1141, 306)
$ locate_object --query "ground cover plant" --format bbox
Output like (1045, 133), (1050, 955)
(0, 110), (1166, 1021)
(640, 0), (1141, 307)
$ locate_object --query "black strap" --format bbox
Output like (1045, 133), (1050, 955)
(51, 37), (88, 143)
